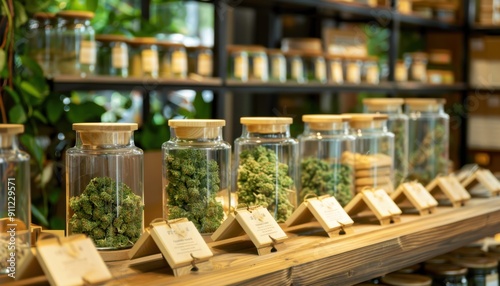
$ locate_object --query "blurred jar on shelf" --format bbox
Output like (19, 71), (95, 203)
(158, 41), (188, 79)
(326, 55), (344, 84)
(248, 46), (269, 82)
(284, 50), (306, 83)
(344, 56), (363, 84)
(127, 37), (159, 78)
(302, 51), (327, 83)
(404, 52), (428, 82)
(187, 46), (213, 78)
(227, 45), (249, 82)
(362, 57), (380, 84)
(95, 34), (129, 77)
(267, 49), (286, 83)
(56, 11), (96, 77)
(27, 12), (56, 77)
(427, 49), (454, 84)
(395, 60), (409, 82)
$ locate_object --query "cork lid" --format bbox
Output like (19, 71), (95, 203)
(156, 41), (184, 48)
(227, 45), (266, 53)
(453, 257), (498, 269)
(57, 10), (95, 20)
(267, 49), (284, 55)
(73, 123), (137, 146)
(95, 34), (129, 43)
(381, 273), (432, 286)
(451, 246), (485, 257)
(281, 37), (322, 52)
(241, 117), (293, 134)
(404, 52), (428, 60)
(33, 12), (56, 19)
(424, 254), (451, 265)
(302, 115), (348, 131)
(126, 37), (157, 46)
(363, 98), (405, 107)
(169, 119), (225, 139)
(0, 124), (24, 134)
(405, 98), (446, 112)
(424, 263), (467, 276)
(344, 114), (388, 129)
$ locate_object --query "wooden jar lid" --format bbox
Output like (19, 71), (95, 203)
(451, 246), (485, 257)
(343, 113), (388, 129)
(95, 34), (129, 43)
(452, 256), (498, 269)
(381, 273), (432, 286)
(126, 37), (157, 46)
(405, 98), (446, 112)
(57, 10), (95, 20)
(363, 98), (404, 107)
(424, 263), (467, 276)
(302, 114), (348, 131)
(0, 124), (24, 134)
(33, 12), (56, 19)
(73, 123), (137, 145)
(169, 119), (225, 139)
(241, 117), (292, 134)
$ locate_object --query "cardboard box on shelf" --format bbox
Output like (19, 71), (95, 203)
(470, 37), (500, 87)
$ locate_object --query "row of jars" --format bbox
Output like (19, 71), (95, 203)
(227, 45), (381, 84)
(27, 11), (213, 78)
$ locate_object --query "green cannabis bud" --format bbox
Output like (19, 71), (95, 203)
(69, 177), (143, 248)
(300, 158), (353, 206)
(165, 149), (224, 233)
(237, 146), (295, 223)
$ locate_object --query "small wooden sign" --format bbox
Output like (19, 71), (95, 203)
(129, 218), (213, 276)
(426, 176), (471, 207)
(344, 188), (402, 225)
(16, 234), (112, 285)
(211, 206), (288, 255)
(391, 182), (438, 215)
(462, 169), (500, 197)
(285, 195), (354, 237)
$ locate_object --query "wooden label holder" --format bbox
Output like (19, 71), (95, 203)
(16, 234), (112, 285)
(285, 195), (354, 237)
(128, 218), (213, 277)
(391, 182), (438, 215)
(344, 188), (402, 225)
(426, 176), (471, 207)
(210, 206), (288, 256)
(462, 169), (500, 197)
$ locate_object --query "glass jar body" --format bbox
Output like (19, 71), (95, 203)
(233, 127), (298, 223)
(249, 51), (269, 81)
(406, 105), (449, 185)
(466, 267), (498, 286)
(189, 47), (213, 77)
(229, 50), (249, 81)
(269, 53), (286, 83)
(363, 60), (380, 84)
(286, 55), (305, 83)
(304, 55), (327, 83)
(298, 124), (355, 206)
(162, 133), (231, 233)
(431, 274), (468, 286)
(27, 17), (56, 77)
(97, 40), (129, 77)
(57, 17), (95, 77)
(345, 59), (362, 84)
(66, 133), (144, 250)
(129, 43), (159, 78)
(0, 135), (30, 274)
(160, 45), (188, 79)
(328, 58), (344, 84)
(405, 53), (428, 82)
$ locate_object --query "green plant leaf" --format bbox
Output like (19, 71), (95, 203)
(48, 187), (61, 205)
(33, 110), (47, 124)
(3, 86), (21, 104)
(13, 1), (28, 27)
(46, 96), (65, 124)
(0, 48), (5, 72)
(20, 81), (42, 99)
(66, 101), (106, 123)
(193, 93), (211, 119)
(31, 204), (49, 226)
(86, 0), (98, 11)
(8, 105), (27, 123)
(20, 134), (43, 170)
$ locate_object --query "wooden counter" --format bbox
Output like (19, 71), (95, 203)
(6, 197), (500, 286)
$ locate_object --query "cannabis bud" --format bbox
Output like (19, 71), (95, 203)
(237, 146), (295, 223)
(69, 177), (143, 248)
(165, 149), (224, 233)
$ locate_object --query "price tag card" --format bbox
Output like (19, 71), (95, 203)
(307, 196), (354, 231)
(235, 207), (288, 249)
(35, 234), (112, 286)
(149, 219), (213, 269)
(363, 189), (402, 218)
(403, 182), (438, 209)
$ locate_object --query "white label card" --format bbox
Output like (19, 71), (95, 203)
(79, 40), (96, 65)
(150, 220), (213, 268)
(403, 182), (438, 208)
(141, 49), (159, 73)
(307, 196), (353, 231)
(363, 189), (402, 217)
(236, 207), (287, 248)
(36, 235), (112, 286)
(112, 45), (128, 68)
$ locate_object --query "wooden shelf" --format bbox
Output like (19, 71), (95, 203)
(10, 197), (500, 285)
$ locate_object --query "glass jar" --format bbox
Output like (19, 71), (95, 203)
(382, 273), (433, 286)
(0, 124), (30, 275)
(227, 45), (249, 82)
(95, 34), (129, 77)
(284, 51), (305, 83)
(302, 52), (327, 83)
(395, 60), (409, 82)
(363, 57), (380, 84)
(158, 41), (188, 79)
(363, 98), (409, 187)
(268, 49), (286, 83)
(344, 56), (363, 84)
(424, 264), (468, 286)
(343, 114), (395, 194)
(56, 11), (96, 77)
(453, 257), (499, 286)
(404, 52), (428, 82)
(162, 119), (231, 233)
(248, 46), (269, 82)
(486, 247), (500, 285)
(66, 123), (144, 250)
(27, 12), (56, 77)
(298, 115), (355, 206)
(187, 46), (213, 77)
(405, 98), (449, 185)
(326, 55), (344, 84)
(127, 37), (159, 78)
(234, 117), (298, 223)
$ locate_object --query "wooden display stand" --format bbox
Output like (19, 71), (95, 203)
(391, 182), (438, 215)
(344, 188), (402, 225)
(129, 218), (213, 277)
(426, 176), (471, 207)
(210, 206), (288, 255)
(284, 195), (354, 237)
(462, 169), (500, 197)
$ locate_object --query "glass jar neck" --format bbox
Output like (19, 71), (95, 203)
(59, 17), (91, 28)
(241, 125), (290, 138)
(364, 105), (404, 115)
(170, 127), (223, 142)
(75, 131), (134, 149)
(350, 120), (388, 134)
(406, 104), (445, 115)
(302, 122), (348, 136)
(0, 134), (19, 150)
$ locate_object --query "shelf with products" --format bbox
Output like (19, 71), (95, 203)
(8, 196), (500, 285)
